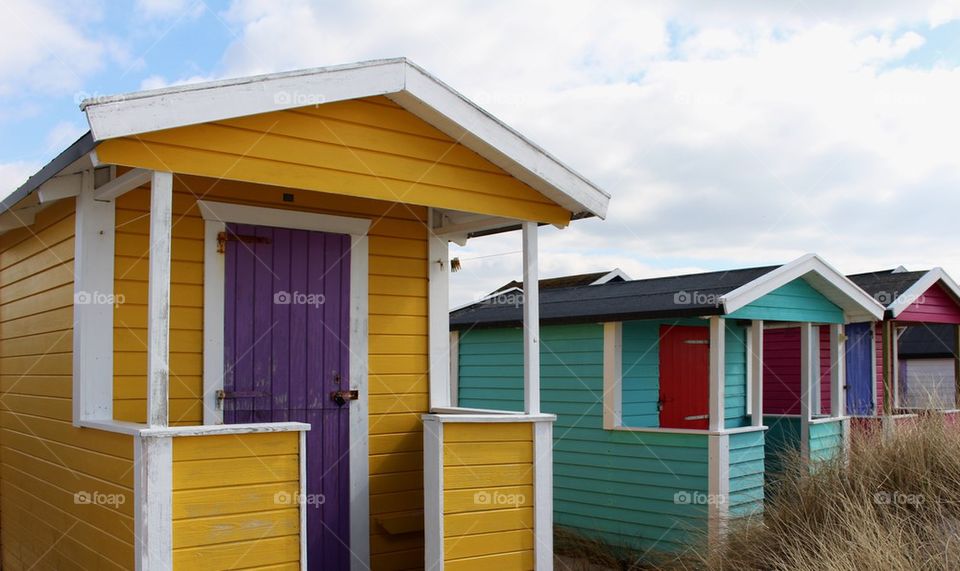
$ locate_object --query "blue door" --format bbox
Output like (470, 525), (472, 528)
(845, 322), (874, 415)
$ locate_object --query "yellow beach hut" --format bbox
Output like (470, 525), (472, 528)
(0, 59), (609, 570)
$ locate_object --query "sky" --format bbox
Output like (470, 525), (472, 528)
(2, 0), (960, 307)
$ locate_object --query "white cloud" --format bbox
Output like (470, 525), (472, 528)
(0, 0), (106, 95)
(176, 2), (960, 303)
(44, 121), (85, 153)
(0, 161), (40, 203)
(136, 0), (205, 20)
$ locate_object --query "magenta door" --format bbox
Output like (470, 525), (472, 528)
(222, 222), (351, 570)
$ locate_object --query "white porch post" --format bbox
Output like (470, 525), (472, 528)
(522, 222), (540, 415)
(750, 320), (764, 427)
(428, 209), (452, 409)
(708, 317), (726, 432)
(830, 324), (845, 418)
(800, 322), (815, 457)
(147, 171), (173, 428)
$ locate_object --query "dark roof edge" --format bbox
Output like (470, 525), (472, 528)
(450, 306), (725, 330)
(0, 132), (96, 215)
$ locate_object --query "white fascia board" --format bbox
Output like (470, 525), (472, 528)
(83, 59), (407, 141)
(721, 254), (885, 322)
(81, 58), (609, 220)
(888, 268), (960, 318)
(592, 268), (631, 284)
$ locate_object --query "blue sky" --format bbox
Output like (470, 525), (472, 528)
(3, 0), (960, 305)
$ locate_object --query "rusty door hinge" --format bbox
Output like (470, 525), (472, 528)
(217, 231), (271, 253)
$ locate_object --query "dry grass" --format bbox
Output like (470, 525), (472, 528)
(708, 412), (960, 571)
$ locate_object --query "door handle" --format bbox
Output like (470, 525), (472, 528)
(331, 390), (359, 407)
(216, 389), (270, 409)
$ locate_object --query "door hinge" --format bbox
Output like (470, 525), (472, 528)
(217, 231), (271, 253)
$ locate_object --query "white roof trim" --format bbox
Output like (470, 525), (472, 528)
(720, 253), (885, 322)
(81, 58), (609, 219)
(591, 268), (631, 284)
(887, 267), (960, 318)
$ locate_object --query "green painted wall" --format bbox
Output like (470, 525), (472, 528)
(727, 278), (844, 323)
(763, 415), (846, 478)
(809, 419), (845, 463)
(457, 323), (713, 552)
(728, 430), (765, 517)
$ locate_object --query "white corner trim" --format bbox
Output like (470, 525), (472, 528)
(423, 418), (444, 571)
(800, 323), (815, 458)
(707, 433), (730, 548)
(81, 58), (609, 219)
(449, 331), (460, 407)
(198, 200), (371, 569)
(522, 222), (541, 415)
(750, 320), (764, 426)
(197, 200), (371, 235)
(721, 253), (885, 321)
(78, 419), (146, 436)
(139, 422), (310, 438)
(135, 435), (172, 571)
(871, 323), (879, 415)
(423, 412), (557, 424)
(428, 209), (452, 409)
(73, 169), (117, 426)
(830, 324), (845, 417)
(613, 424), (767, 436)
(93, 168), (152, 201)
(202, 219), (226, 425)
(602, 322), (623, 430)
(709, 317), (726, 432)
(533, 420), (554, 571)
(299, 431), (308, 571)
(146, 171), (172, 428)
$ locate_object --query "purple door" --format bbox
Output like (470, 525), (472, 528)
(222, 222), (351, 570)
(845, 322), (874, 415)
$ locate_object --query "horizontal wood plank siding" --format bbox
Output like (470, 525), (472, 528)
(762, 415), (801, 477)
(727, 279), (844, 324)
(457, 323), (712, 552)
(808, 419), (844, 463)
(0, 199), (136, 570)
(109, 175), (431, 568)
(171, 432), (301, 569)
(442, 422), (534, 570)
(896, 283), (960, 324)
(727, 430), (764, 517)
(94, 97), (570, 225)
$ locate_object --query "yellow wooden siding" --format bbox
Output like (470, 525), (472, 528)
(94, 96), (572, 225)
(0, 199), (136, 570)
(442, 423), (535, 571)
(113, 174), (431, 567)
(171, 431), (301, 569)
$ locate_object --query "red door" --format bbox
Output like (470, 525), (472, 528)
(659, 325), (710, 429)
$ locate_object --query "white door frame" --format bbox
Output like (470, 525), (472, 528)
(197, 199), (371, 569)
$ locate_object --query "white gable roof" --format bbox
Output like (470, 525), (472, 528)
(81, 58), (609, 219)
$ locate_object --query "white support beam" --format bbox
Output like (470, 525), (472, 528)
(522, 222), (541, 415)
(94, 168), (152, 201)
(603, 322), (623, 429)
(707, 433), (730, 549)
(533, 420), (554, 570)
(135, 435), (172, 570)
(830, 324), (845, 418)
(422, 419), (443, 571)
(750, 320), (764, 427)
(72, 169), (116, 425)
(147, 171), (172, 427)
(37, 173), (82, 203)
(428, 209), (452, 409)
(0, 206), (38, 231)
(449, 331), (459, 407)
(800, 322), (815, 457)
(708, 316), (726, 432)
(434, 214), (515, 240)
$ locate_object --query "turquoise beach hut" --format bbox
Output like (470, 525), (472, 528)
(449, 254), (884, 553)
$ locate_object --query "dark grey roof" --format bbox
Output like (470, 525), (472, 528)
(0, 132), (96, 215)
(847, 269), (928, 308)
(489, 270), (620, 296)
(899, 324), (957, 359)
(450, 265), (779, 329)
